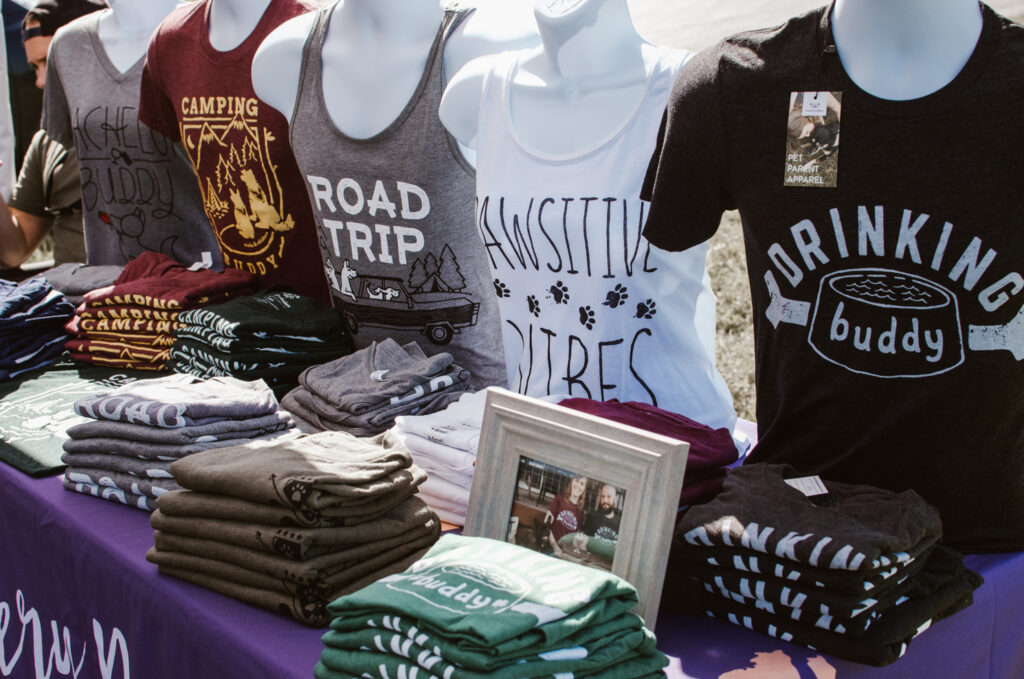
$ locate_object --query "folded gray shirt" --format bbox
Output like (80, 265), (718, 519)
(73, 374), (280, 428)
(66, 410), (294, 443)
(298, 339), (465, 415)
(170, 430), (425, 511)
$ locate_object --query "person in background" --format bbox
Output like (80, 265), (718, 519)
(0, 0), (106, 271)
(544, 474), (588, 557)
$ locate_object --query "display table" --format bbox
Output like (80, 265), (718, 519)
(2, 458), (1022, 679)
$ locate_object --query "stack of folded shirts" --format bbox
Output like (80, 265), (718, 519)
(66, 252), (256, 371)
(169, 288), (352, 395)
(316, 534), (669, 678)
(559, 398), (739, 506)
(282, 338), (472, 437)
(146, 429), (440, 626)
(391, 389), (488, 526)
(0, 277), (75, 380)
(61, 374), (297, 511)
(672, 464), (983, 666)
(37, 262), (124, 306)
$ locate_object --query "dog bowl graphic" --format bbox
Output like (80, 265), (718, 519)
(808, 268), (964, 378)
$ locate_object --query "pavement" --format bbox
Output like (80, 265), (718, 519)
(628, 0), (1024, 50)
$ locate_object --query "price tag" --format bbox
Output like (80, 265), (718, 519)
(785, 475), (829, 497)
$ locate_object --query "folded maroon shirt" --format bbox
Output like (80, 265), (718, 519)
(67, 352), (168, 372)
(76, 304), (179, 322)
(66, 338), (171, 366)
(68, 315), (183, 336)
(84, 252), (257, 310)
(557, 398), (738, 471)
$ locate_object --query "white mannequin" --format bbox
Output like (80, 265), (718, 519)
(251, 0), (538, 140)
(98, 0), (180, 73)
(831, 0), (983, 101)
(208, 0), (275, 52)
(439, 0), (661, 157)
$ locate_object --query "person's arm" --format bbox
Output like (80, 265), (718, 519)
(0, 142), (56, 268)
(0, 199), (53, 269)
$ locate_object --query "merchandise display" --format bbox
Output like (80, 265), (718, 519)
(148, 429), (439, 625)
(282, 338), (472, 437)
(671, 464), (983, 665)
(138, 0), (329, 301)
(558, 397), (740, 505)
(0, 1), (1022, 677)
(641, 1), (1024, 551)
(67, 251), (256, 370)
(169, 288), (353, 395)
(316, 534), (669, 678)
(0, 277), (75, 380)
(61, 374), (298, 510)
(281, 4), (508, 389)
(42, 8), (223, 268)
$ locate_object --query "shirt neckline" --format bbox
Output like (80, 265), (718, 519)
(310, 3), (447, 145)
(200, 0), (280, 63)
(815, 1), (1001, 119)
(87, 11), (146, 84)
(501, 47), (668, 163)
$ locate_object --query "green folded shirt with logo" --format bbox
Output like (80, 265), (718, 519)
(320, 535), (667, 677)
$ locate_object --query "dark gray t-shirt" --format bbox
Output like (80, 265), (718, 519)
(42, 11), (222, 269)
(641, 2), (1024, 552)
(287, 6), (507, 389)
(8, 129), (85, 265)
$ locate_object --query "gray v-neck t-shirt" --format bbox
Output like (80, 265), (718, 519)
(42, 11), (222, 269)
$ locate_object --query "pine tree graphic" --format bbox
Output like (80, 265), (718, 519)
(408, 257), (428, 292)
(438, 244), (466, 291)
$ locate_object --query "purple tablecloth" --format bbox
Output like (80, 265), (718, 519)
(2, 459), (1022, 679)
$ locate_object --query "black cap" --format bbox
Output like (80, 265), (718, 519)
(22, 0), (108, 42)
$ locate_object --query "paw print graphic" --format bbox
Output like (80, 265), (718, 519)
(635, 299), (657, 319)
(493, 279), (510, 298)
(548, 281), (570, 305)
(527, 294), (541, 317)
(578, 305), (596, 330)
(602, 283), (629, 308)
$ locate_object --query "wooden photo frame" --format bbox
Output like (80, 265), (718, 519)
(464, 388), (689, 627)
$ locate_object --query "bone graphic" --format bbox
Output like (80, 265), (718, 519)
(764, 271), (812, 328)
(969, 303), (1024, 360)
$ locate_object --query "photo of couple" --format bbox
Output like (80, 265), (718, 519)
(508, 457), (624, 571)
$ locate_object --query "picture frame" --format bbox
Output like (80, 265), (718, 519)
(464, 387), (690, 628)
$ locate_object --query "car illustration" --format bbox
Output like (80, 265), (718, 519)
(334, 275), (479, 346)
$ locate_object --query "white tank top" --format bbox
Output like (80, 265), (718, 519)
(473, 47), (737, 432)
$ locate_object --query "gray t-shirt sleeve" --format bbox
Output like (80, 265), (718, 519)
(8, 130), (80, 217)
(7, 129), (50, 217)
(40, 36), (74, 149)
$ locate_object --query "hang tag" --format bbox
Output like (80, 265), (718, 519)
(784, 91), (842, 188)
(785, 475), (829, 497)
(802, 91), (829, 116)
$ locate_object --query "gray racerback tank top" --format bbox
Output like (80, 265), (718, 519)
(288, 5), (507, 389)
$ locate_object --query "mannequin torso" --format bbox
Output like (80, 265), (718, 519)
(98, 0), (181, 73)
(440, 0), (661, 156)
(208, 0), (275, 52)
(252, 0), (538, 139)
(831, 0), (983, 100)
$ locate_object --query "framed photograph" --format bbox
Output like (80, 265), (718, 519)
(464, 388), (689, 627)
